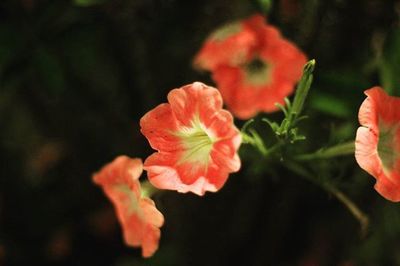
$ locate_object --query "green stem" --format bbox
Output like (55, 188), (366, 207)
(242, 131), (283, 158)
(141, 180), (158, 198)
(295, 141), (355, 161)
(265, 142), (282, 156)
(284, 161), (369, 237)
(323, 183), (369, 237)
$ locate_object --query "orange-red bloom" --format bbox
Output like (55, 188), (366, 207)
(140, 82), (241, 196)
(194, 14), (307, 119)
(93, 156), (164, 257)
(355, 87), (400, 202)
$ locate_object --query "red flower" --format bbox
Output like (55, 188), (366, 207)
(194, 14), (307, 119)
(93, 156), (164, 257)
(140, 82), (241, 196)
(355, 87), (400, 202)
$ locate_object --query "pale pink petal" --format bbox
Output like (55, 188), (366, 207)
(355, 127), (380, 178)
(356, 87), (400, 202)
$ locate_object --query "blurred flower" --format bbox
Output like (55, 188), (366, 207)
(93, 156), (164, 257)
(140, 82), (241, 196)
(355, 87), (400, 202)
(194, 14), (307, 119)
(193, 18), (258, 71)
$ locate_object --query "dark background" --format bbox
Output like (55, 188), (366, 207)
(1, 0), (400, 265)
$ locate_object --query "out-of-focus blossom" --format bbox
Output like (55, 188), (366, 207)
(355, 87), (400, 202)
(93, 156), (164, 257)
(194, 14), (307, 119)
(193, 18), (259, 71)
(140, 82), (241, 196)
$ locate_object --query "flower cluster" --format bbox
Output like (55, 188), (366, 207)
(93, 82), (241, 257)
(194, 14), (307, 119)
(91, 12), (400, 260)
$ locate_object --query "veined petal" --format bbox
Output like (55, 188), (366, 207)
(144, 152), (213, 195)
(142, 83), (242, 195)
(168, 82), (223, 126)
(355, 87), (400, 202)
(140, 103), (181, 152)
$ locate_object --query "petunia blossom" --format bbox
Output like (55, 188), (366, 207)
(193, 16), (259, 72)
(93, 156), (164, 257)
(355, 87), (400, 202)
(194, 14), (307, 119)
(140, 82), (241, 196)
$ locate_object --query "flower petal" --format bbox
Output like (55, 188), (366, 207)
(92, 156), (164, 257)
(142, 83), (242, 195)
(193, 20), (258, 71)
(93, 156), (143, 194)
(140, 103), (181, 152)
(167, 82), (223, 126)
(198, 14), (307, 119)
(139, 198), (164, 258)
(144, 152), (215, 195)
(212, 66), (260, 119)
(355, 127), (380, 178)
(356, 87), (400, 202)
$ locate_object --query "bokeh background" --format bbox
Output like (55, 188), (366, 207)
(1, 0), (400, 265)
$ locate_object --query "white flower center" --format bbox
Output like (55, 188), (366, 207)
(175, 115), (215, 165)
(244, 57), (272, 86)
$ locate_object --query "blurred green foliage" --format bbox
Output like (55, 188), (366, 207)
(1, 0), (400, 265)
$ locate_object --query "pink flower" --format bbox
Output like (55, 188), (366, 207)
(194, 14), (307, 119)
(140, 82), (241, 196)
(355, 87), (400, 201)
(93, 156), (164, 257)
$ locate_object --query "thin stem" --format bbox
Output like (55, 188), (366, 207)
(284, 160), (369, 237)
(295, 141), (355, 161)
(324, 183), (369, 237)
(265, 142), (283, 157)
